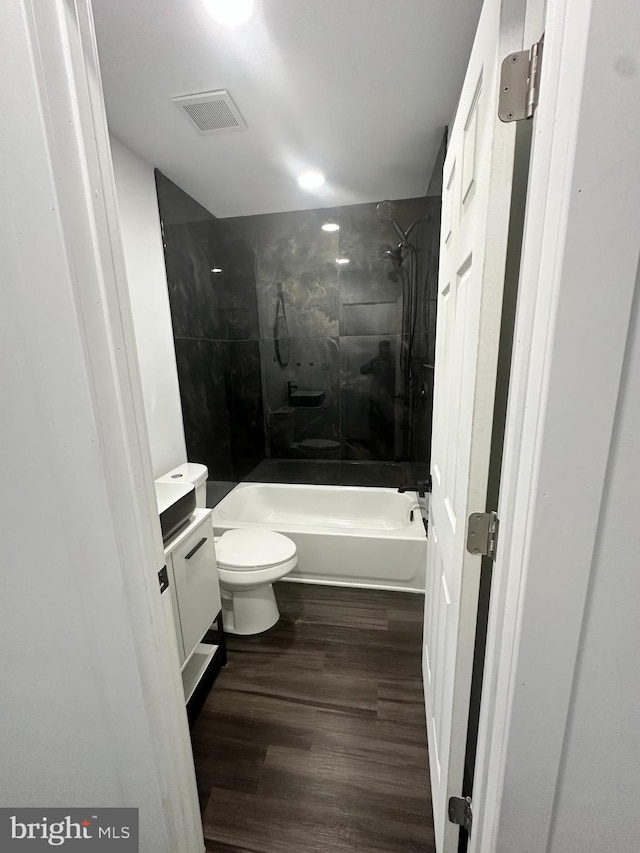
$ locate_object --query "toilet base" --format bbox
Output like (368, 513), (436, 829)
(221, 582), (281, 635)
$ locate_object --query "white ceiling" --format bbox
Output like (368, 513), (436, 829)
(93, 0), (483, 218)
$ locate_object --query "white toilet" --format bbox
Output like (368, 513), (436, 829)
(156, 461), (297, 636)
(215, 529), (297, 635)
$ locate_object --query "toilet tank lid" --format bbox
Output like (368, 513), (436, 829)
(155, 462), (208, 488)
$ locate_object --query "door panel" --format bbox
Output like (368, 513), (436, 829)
(423, 0), (527, 848)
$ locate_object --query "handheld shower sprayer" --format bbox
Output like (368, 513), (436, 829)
(273, 282), (290, 368)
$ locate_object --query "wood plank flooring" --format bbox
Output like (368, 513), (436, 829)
(192, 582), (435, 853)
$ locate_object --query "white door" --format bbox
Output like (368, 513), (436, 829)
(468, 0), (640, 847)
(423, 0), (529, 848)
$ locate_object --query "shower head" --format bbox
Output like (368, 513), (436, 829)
(376, 200), (396, 223)
(376, 200), (410, 248)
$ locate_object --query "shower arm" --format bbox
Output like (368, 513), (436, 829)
(389, 218), (426, 253)
(390, 218), (410, 248)
(403, 218), (427, 245)
(376, 201), (428, 250)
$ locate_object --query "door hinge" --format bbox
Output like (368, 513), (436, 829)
(467, 511), (499, 561)
(158, 565), (169, 594)
(448, 796), (473, 834)
(498, 34), (544, 122)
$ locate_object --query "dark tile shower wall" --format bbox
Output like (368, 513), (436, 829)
(228, 195), (441, 473)
(156, 169), (441, 488)
(155, 171), (265, 481)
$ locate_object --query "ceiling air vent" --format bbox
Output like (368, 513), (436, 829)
(172, 90), (247, 134)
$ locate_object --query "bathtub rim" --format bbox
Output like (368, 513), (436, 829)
(210, 481), (429, 540)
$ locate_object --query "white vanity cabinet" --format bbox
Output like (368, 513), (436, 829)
(163, 508), (225, 707)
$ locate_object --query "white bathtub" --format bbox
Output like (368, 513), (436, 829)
(210, 482), (427, 592)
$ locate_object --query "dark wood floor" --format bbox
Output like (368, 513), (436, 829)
(192, 582), (435, 853)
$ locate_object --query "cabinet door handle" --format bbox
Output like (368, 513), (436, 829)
(185, 537), (208, 560)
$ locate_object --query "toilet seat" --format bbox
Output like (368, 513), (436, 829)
(215, 529), (298, 635)
(216, 528), (296, 571)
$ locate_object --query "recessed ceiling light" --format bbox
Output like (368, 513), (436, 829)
(211, 268), (223, 273)
(336, 258), (350, 265)
(204, 0), (254, 27)
(298, 171), (325, 190)
(322, 222), (339, 232)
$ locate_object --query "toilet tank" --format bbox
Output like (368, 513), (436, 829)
(156, 463), (208, 507)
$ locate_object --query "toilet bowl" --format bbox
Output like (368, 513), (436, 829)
(215, 529), (297, 635)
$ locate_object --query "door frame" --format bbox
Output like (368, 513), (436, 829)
(14, 1), (205, 850)
(471, 0), (640, 848)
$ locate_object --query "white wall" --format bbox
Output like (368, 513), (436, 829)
(110, 135), (187, 478)
(548, 270), (640, 850)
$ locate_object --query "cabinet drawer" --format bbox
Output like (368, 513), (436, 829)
(171, 522), (221, 661)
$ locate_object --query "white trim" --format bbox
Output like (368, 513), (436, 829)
(472, 0), (640, 848)
(470, 0), (582, 844)
(13, 1), (204, 849)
